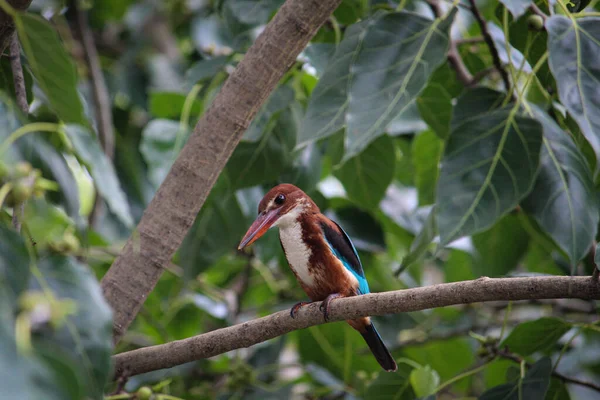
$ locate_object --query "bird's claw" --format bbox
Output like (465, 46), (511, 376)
(290, 301), (310, 319)
(320, 293), (341, 322)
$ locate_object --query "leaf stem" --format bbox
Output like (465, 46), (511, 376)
(0, 122), (63, 155)
(435, 358), (495, 393)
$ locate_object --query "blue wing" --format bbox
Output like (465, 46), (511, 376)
(319, 219), (370, 295)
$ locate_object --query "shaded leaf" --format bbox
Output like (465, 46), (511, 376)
(140, 119), (187, 189)
(472, 214), (529, 277)
(243, 86), (295, 142)
(501, 317), (571, 356)
(18, 14), (85, 125)
(437, 92), (543, 245)
(334, 135), (395, 209)
(303, 43), (335, 77)
(480, 357), (552, 400)
(522, 106), (598, 265)
(364, 363), (416, 400)
(412, 130), (443, 205)
(65, 125), (133, 227)
(416, 84), (452, 139)
(547, 16), (600, 170)
(185, 56), (231, 87)
(326, 207), (386, 252)
(225, 0), (284, 25)
(299, 10), (456, 158)
(410, 365), (440, 398)
(400, 206), (436, 269)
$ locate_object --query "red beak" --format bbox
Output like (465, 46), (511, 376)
(238, 208), (280, 250)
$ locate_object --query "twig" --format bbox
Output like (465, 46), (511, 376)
(491, 346), (600, 393)
(70, 0), (115, 228)
(467, 0), (511, 92)
(456, 37), (484, 45)
(427, 0), (473, 85)
(112, 276), (600, 377)
(9, 32), (27, 233)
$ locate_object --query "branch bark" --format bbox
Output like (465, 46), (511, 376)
(0, 0), (31, 56)
(113, 276), (600, 377)
(100, 0), (343, 345)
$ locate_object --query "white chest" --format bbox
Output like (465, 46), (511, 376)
(278, 221), (315, 287)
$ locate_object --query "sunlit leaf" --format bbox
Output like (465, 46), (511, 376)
(412, 130), (443, 205)
(410, 365), (439, 398)
(500, 0), (533, 19)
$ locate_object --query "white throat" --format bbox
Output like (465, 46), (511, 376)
(274, 205), (315, 287)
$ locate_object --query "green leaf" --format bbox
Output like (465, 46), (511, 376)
(400, 207), (436, 269)
(243, 86), (295, 142)
(499, 0), (533, 19)
(185, 56), (231, 87)
(140, 119), (187, 189)
(18, 14), (85, 125)
(65, 125), (133, 227)
(480, 357), (552, 400)
(280, 143), (323, 192)
(149, 92), (202, 119)
(226, 107), (296, 188)
(0, 226), (30, 305)
(364, 363), (416, 400)
(436, 92), (543, 245)
(416, 84), (453, 139)
(410, 365), (440, 398)
(545, 378), (571, 400)
(472, 214), (529, 277)
(299, 10), (456, 158)
(522, 106), (598, 265)
(412, 131), (443, 205)
(501, 317), (571, 356)
(23, 198), (73, 251)
(488, 23), (532, 73)
(547, 16), (600, 169)
(303, 43), (335, 77)
(334, 135), (395, 209)
(30, 255), (113, 398)
(225, 0), (285, 25)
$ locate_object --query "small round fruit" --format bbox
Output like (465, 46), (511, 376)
(11, 182), (33, 204)
(527, 15), (544, 31)
(136, 386), (153, 400)
(14, 162), (33, 178)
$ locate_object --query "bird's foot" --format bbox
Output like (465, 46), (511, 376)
(319, 293), (342, 322)
(290, 301), (311, 319)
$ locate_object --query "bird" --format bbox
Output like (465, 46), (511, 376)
(238, 183), (397, 372)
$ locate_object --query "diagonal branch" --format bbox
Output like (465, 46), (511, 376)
(100, 0), (344, 345)
(467, 0), (511, 92)
(113, 276), (600, 377)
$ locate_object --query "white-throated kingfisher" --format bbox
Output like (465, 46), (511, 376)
(238, 184), (397, 372)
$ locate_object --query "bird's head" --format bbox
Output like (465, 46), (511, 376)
(238, 183), (319, 250)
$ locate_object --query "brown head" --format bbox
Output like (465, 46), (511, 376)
(238, 184), (319, 250)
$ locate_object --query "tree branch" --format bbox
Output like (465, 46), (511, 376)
(113, 276), (600, 377)
(100, 0), (343, 345)
(467, 0), (511, 92)
(0, 0), (31, 56)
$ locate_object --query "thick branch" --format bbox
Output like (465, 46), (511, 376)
(467, 0), (511, 92)
(113, 276), (600, 377)
(100, 0), (343, 345)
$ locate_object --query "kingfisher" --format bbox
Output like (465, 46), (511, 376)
(238, 183), (397, 372)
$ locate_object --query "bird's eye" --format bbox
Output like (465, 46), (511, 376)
(274, 194), (286, 205)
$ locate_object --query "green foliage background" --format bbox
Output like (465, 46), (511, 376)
(1, 0), (600, 399)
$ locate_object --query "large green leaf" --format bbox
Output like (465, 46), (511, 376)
(488, 23), (532, 73)
(416, 84), (452, 139)
(243, 86), (295, 142)
(480, 358), (552, 400)
(65, 125), (133, 227)
(30, 255), (113, 398)
(472, 214), (529, 277)
(18, 14), (85, 125)
(412, 130), (443, 206)
(436, 92), (543, 245)
(522, 106), (598, 265)
(225, 0), (285, 25)
(334, 134), (395, 209)
(547, 16), (600, 169)
(501, 317), (571, 356)
(298, 10), (456, 158)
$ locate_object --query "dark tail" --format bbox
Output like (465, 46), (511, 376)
(361, 323), (397, 372)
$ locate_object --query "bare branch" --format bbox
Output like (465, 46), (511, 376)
(467, 0), (511, 92)
(113, 276), (600, 377)
(0, 0), (31, 56)
(100, 0), (344, 345)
